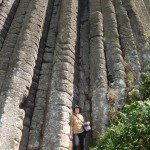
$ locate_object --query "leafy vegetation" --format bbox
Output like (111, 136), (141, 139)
(90, 72), (150, 150)
(129, 73), (150, 102)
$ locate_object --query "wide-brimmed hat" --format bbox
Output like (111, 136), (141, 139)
(73, 105), (81, 113)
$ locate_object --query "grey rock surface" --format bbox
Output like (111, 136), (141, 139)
(0, 0), (150, 149)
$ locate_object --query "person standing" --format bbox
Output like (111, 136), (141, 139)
(70, 105), (86, 150)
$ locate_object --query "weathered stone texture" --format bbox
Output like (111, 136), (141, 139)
(0, 0), (31, 90)
(124, 0), (150, 71)
(0, 0), (48, 149)
(114, 0), (141, 81)
(41, 0), (78, 149)
(19, 0), (55, 149)
(101, 0), (127, 108)
(0, 0), (20, 50)
(0, 0), (150, 149)
(89, 11), (108, 139)
(134, 0), (150, 31)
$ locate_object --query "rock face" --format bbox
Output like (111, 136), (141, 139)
(0, 0), (149, 149)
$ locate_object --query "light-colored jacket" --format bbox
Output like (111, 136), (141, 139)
(70, 113), (84, 134)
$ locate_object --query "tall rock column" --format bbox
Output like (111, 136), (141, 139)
(26, 0), (61, 149)
(114, 0), (141, 81)
(0, 0), (31, 89)
(101, 0), (126, 108)
(0, 0), (20, 50)
(41, 0), (78, 149)
(0, 0), (48, 149)
(134, 0), (150, 31)
(123, 0), (150, 71)
(19, 0), (55, 149)
(89, 0), (108, 140)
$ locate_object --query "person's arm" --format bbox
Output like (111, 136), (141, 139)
(70, 126), (73, 140)
(82, 115), (90, 125)
(69, 116), (73, 140)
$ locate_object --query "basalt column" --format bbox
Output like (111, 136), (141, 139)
(0, 0), (150, 150)
(19, 0), (55, 149)
(26, 0), (61, 149)
(114, 0), (141, 81)
(101, 0), (126, 108)
(0, 0), (20, 50)
(134, 0), (150, 31)
(89, 0), (108, 140)
(0, 0), (22, 88)
(123, 0), (150, 71)
(41, 0), (78, 149)
(0, 0), (48, 149)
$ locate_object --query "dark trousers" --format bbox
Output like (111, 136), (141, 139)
(73, 132), (86, 150)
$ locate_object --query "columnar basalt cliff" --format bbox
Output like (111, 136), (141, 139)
(0, 0), (150, 150)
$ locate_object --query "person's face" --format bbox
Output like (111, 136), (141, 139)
(74, 108), (80, 114)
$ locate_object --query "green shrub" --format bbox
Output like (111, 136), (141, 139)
(90, 73), (150, 150)
(129, 72), (150, 101)
(90, 101), (150, 150)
